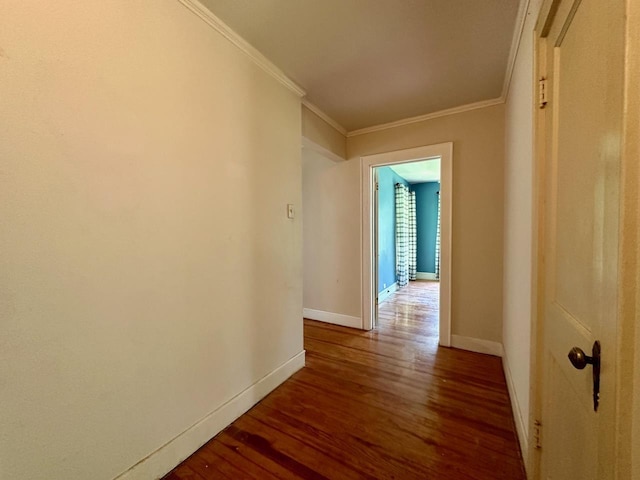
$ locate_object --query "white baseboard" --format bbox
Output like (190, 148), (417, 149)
(377, 282), (398, 303)
(113, 350), (306, 480)
(303, 308), (362, 329)
(416, 272), (438, 280)
(451, 335), (504, 357)
(502, 352), (529, 476)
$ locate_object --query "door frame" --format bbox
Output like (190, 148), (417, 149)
(530, 0), (640, 476)
(529, 6), (549, 476)
(360, 142), (453, 347)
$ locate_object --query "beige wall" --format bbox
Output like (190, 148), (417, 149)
(302, 148), (360, 317)
(502, 0), (543, 455)
(320, 104), (505, 342)
(0, 2), (303, 479)
(302, 105), (347, 159)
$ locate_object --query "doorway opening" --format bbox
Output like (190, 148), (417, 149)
(361, 142), (453, 346)
(374, 161), (441, 341)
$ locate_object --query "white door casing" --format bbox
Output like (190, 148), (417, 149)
(373, 167), (379, 328)
(360, 142), (452, 347)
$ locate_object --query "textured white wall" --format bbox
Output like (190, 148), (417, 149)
(0, 2), (303, 479)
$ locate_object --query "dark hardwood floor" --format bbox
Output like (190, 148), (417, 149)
(164, 281), (526, 479)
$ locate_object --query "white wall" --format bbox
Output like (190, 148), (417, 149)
(0, 2), (303, 479)
(302, 106), (347, 160)
(502, 0), (543, 464)
(302, 148), (360, 319)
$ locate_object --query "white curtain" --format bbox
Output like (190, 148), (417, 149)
(395, 184), (417, 287)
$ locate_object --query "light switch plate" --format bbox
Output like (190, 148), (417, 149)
(287, 204), (295, 219)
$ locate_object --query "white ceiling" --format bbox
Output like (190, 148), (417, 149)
(390, 159), (440, 184)
(198, 0), (522, 132)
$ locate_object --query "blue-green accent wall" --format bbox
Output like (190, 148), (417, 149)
(377, 167), (409, 292)
(413, 182), (440, 273)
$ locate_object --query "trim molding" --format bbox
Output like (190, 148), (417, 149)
(177, 0), (305, 97)
(360, 142), (453, 348)
(377, 282), (398, 304)
(502, 351), (529, 474)
(303, 308), (362, 329)
(178, 0), (531, 136)
(302, 99), (348, 136)
(113, 351), (306, 480)
(347, 98), (504, 137)
(416, 272), (438, 281)
(301, 136), (346, 163)
(451, 335), (504, 357)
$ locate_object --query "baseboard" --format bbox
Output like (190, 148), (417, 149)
(502, 352), (529, 476)
(377, 282), (398, 304)
(450, 335), (504, 357)
(416, 272), (438, 280)
(113, 350), (306, 480)
(303, 308), (362, 329)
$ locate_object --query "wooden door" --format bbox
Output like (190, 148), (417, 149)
(537, 0), (625, 478)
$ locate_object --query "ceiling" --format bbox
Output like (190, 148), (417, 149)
(199, 0), (522, 132)
(390, 159), (440, 184)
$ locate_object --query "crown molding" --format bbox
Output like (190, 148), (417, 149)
(346, 97), (504, 137)
(502, 0), (531, 100)
(177, 0), (306, 97)
(179, 0), (529, 136)
(346, 0), (529, 138)
(301, 99), (348, 136)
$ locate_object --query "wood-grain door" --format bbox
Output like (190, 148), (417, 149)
(537, 0), (625, 478)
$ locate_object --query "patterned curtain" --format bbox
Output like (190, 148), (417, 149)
(395, 184), (417, 287)
(408, 191), (417, 281)
(435, 191), (441, 280)
(395, 183), (409, 287)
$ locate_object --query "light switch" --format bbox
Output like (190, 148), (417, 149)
(287, 204), (295, 219)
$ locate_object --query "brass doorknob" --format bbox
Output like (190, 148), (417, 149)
(568, 346), (592, 369)
(567, 341), (601, 412)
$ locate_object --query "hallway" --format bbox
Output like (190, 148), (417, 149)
(165, 281), (526, 479)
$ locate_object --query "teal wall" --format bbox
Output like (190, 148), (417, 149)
(413, 182), (440, 273)
(377, 167), (409, 292)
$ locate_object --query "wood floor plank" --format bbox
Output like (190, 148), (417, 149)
(200, 437), (281, 480)
(286, 364), (520, 456)
(225, 417), (346, 480)
(166, 464), (208, 480)
(247, 404), (419, 480)
(256, 373), (523, 479)
(163, 281), (526, 479)
(215, 431), (301, 480)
